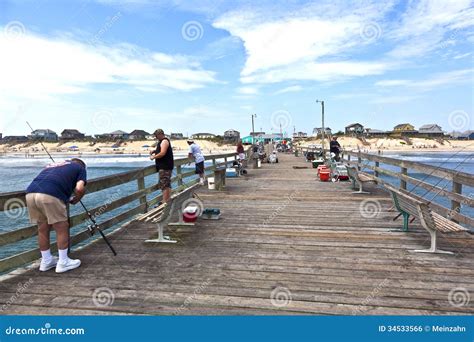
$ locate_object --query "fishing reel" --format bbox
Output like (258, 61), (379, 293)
(87, 223), (99, 236)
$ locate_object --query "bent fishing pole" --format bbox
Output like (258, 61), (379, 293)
(26, 122), (117, 255)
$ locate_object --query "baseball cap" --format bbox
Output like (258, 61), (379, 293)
(154, 129), (164, 135)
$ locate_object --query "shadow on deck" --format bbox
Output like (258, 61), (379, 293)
(1, 154), (473, 315)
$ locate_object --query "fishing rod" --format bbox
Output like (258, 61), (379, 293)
(26, 122), (117, 256)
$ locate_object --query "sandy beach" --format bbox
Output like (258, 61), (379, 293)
(0, 139), (237, 157)
(297, 137), (474, 153)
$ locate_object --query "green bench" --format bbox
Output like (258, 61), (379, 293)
(386, 185), (468, 254)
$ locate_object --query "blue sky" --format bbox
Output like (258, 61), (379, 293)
(0, 0), (472, 137)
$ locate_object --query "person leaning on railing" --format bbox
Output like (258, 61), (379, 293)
(150, 128), (174, 203)
(25, 158), (87, 273)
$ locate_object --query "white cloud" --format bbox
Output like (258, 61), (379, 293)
(375, 69), (473, 91)
(387, 0), (473, 58)
(274, 85), (302, 95)
(237, 86), (259, 95)
(213, 1), (394, 84)
(0, 28), (218, 102)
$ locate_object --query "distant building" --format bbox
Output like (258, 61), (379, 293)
(418, 124), (444, 137)
(365, 128), (387, 137)
(60, 129), (85, 141)
(97, 130), (130, 140)
(312, 127), (332, 137)
(250, 131), (265, 137)
(345, 123), (364, 136)
(392, 123), (417, 136)
(128, 130), (150, 140)
(457, 130), (474, 140)
(224, 129), (240, 142)
(170, 133), (184, 140)
(293, 131), (308, 138)
(191, 133), (216, 139)
(1, 136), (28, 143)
(29, 129), (58, 142)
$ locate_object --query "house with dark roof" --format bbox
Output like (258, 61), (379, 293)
(29, 129), (58, 142)
(345, 123), (364, 135)
(128, 130), (150, 140)
(418, 124), (444, 137)
(224, 129), (240, 142)
(457, 130), (474, 140)
(1, 136), (28, 143)
(60, 129), (85, 141)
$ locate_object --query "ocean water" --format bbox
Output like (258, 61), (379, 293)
(0, 153), (209, 260)
(0, 152), (472, 261)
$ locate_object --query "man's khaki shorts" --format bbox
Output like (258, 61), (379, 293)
(26, 193), (68, 225)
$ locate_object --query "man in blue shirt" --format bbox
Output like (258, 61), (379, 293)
(26, 158), (87, 273)
(187, 139), (206, 185)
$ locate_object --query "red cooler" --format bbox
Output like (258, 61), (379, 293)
(319, 170), (330, 182)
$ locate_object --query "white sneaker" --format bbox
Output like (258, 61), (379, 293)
(199, 178), (205, 185)
(39, 257), (58, 272)
(55, 258), (81, 273)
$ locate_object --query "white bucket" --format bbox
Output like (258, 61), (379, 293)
(208, 177), (215, 190)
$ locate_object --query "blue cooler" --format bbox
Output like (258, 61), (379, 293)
(226, 168), (238, 177)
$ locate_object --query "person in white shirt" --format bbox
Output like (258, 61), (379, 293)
(187, 139), (206, 185)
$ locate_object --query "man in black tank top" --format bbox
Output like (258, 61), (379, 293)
(150, 129), (174, 202)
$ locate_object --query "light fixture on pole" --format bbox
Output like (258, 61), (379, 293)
(251, 114), (257, 144)
(316, 100), (325, 156)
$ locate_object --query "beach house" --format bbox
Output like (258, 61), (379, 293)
(170, 133), (184, 140)
(60, 129), (85, 141)
(457, 130), (474, 140)
(1, 136), (28, 144)
(418, 124), (444, 137)
(191, 133), (216, 139)
(392, 123), (418, 136)
(345, 123), (364, 136)
(293, 131), (308, 138)
(312, 127), (332, 137)
(224, 129), (240, 142)
(365, 128), (387, 137)
(128, 130), (150, 140)
(28, 129), (58, 142)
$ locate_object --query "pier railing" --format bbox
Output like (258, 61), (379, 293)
(0, 151), (241, 273)
(298, 147), (474, 228)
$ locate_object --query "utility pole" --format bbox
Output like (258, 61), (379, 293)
(251, 114), (257, 144)
(316, 100), (325, 156)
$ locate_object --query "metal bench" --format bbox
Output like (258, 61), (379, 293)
(346, 166), (376, 194)
(386, 185), (469, 254)
(137, 183), (200, 243)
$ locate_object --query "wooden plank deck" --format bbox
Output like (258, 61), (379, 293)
(1, 153), (473, 315)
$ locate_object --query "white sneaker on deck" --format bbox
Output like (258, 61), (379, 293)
(199, 179), (205, 185)
(55, 258), (81, 273)
(39, 257), (58, 272)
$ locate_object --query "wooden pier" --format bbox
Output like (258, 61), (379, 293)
(0, 153), (473, 315)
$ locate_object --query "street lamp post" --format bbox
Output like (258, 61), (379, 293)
(251, 114), (257, 144)
(316, 100), (325, 157)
